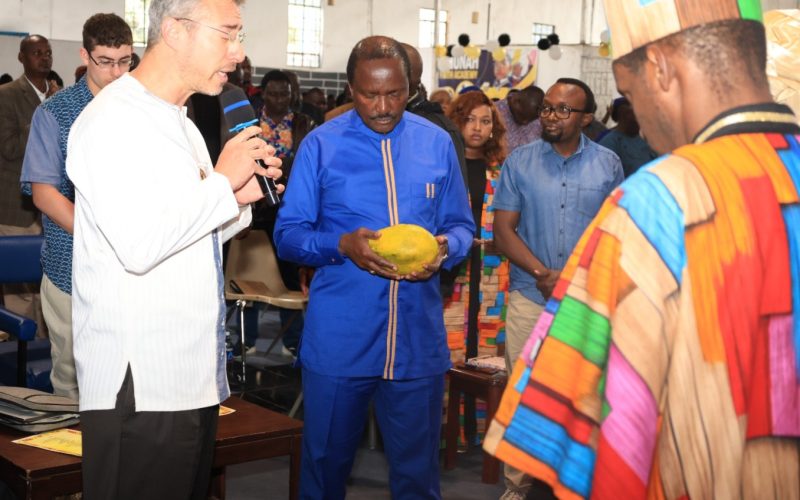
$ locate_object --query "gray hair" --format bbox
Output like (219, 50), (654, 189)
(146, 0), (244, 47)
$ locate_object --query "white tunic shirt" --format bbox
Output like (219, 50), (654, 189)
(67, 74), (250, 411)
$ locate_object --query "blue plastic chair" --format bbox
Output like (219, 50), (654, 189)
(0, 235), (44, 387)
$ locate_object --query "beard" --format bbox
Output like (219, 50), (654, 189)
(541, 128), (562, 143)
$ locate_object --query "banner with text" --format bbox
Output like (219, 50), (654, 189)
(436, 46), (539, 100)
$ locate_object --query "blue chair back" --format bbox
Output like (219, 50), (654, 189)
(0, 235), (45, 387)
(0, 235), (44, 284)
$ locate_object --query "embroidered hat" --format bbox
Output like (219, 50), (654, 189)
(603, 0), (763, 59)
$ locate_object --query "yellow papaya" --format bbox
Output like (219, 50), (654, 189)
(368, 224), (439, 275)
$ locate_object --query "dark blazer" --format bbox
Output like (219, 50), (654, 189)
(0, 76), (40, 227)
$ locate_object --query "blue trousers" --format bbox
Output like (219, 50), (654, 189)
(301, 369), (445, 500)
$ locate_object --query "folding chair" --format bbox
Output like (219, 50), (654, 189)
(0, 235), (44, 387)
(224, 230), (307, 416)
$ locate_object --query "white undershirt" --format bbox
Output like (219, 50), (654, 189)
(25, 75), (48, 102)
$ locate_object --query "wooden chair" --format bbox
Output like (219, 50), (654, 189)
(444, 363), (508, 483)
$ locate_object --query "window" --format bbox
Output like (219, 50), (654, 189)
(124, 0), (151, 47)
(287, 0), (323, 68)
(419, 8), (447, 48)
(532, 22), (555, 43)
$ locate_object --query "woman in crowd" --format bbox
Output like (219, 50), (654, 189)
(443, 90), (508, 369)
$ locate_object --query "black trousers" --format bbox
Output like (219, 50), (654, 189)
(80, 367), (219, 500)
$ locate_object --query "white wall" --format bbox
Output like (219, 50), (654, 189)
(317, 0), (369, 71)
(536, 45), (584, 91)
(1, 0), (795, 89)
(0, 0), (126, 84)
(0, 0), (609, 79)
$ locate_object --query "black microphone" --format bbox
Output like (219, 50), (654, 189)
(219, 87), (280, 206)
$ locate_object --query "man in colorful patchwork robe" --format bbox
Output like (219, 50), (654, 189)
(484, 1), (800, 498)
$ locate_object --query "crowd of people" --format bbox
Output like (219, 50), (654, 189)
(0, 0), (798, 499)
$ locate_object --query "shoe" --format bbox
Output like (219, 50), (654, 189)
(245, 345), (257, 355)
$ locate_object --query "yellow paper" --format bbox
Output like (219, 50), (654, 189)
(13, 408), (234, 458)
(13, 428), (82, 457)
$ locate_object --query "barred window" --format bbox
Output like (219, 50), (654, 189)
(124, 0), (151, 47)
(419, 8), (447, 49)
(287, 0), (323, 68)
(532, 23), (555, 43)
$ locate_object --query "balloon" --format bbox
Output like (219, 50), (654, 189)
(492, 48), (506, 62)
(549, 45), (562, 60)
(484, 40), (499, 52)
(437, 57), (450, 72)
(434, 45), (446, 58)
(464, 46), (480, 59)
(451, 45), (466, 58)
(600, 29), (611, 44)
(598, 43), (610, 57)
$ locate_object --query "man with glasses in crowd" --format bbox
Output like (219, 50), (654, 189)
(491, 77), (622, 500)
(66, 0), (282, 498)
(20, 12), (133, 403)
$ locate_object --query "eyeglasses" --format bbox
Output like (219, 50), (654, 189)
(87, 53), (133, 70)
(176, 17), (246, 44)
(540, 103), (591, 120)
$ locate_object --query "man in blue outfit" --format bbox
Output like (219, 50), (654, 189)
(492, 77), (623, 500)
(274, 35), (474, 499)
(20, 13), (133, 400)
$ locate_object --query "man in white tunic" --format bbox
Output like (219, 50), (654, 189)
(66, 0), (282, 497)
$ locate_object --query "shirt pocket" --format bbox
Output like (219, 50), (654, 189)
(577, 185), (608, 222)
(411, 181), (442, 223)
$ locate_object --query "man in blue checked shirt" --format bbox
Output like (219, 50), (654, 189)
(491, 78), (623, 500)
(20, 13), (134, 400)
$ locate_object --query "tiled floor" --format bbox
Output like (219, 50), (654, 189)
(225, 442), (506, 499)
(223, 307), (506, 499)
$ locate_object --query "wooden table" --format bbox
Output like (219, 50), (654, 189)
(211, 397), (303, 499)
(0, 397), (303, 499)
(444, 363), (507, 484)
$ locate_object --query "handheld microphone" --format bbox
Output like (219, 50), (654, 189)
(219, 87), (280, 206)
